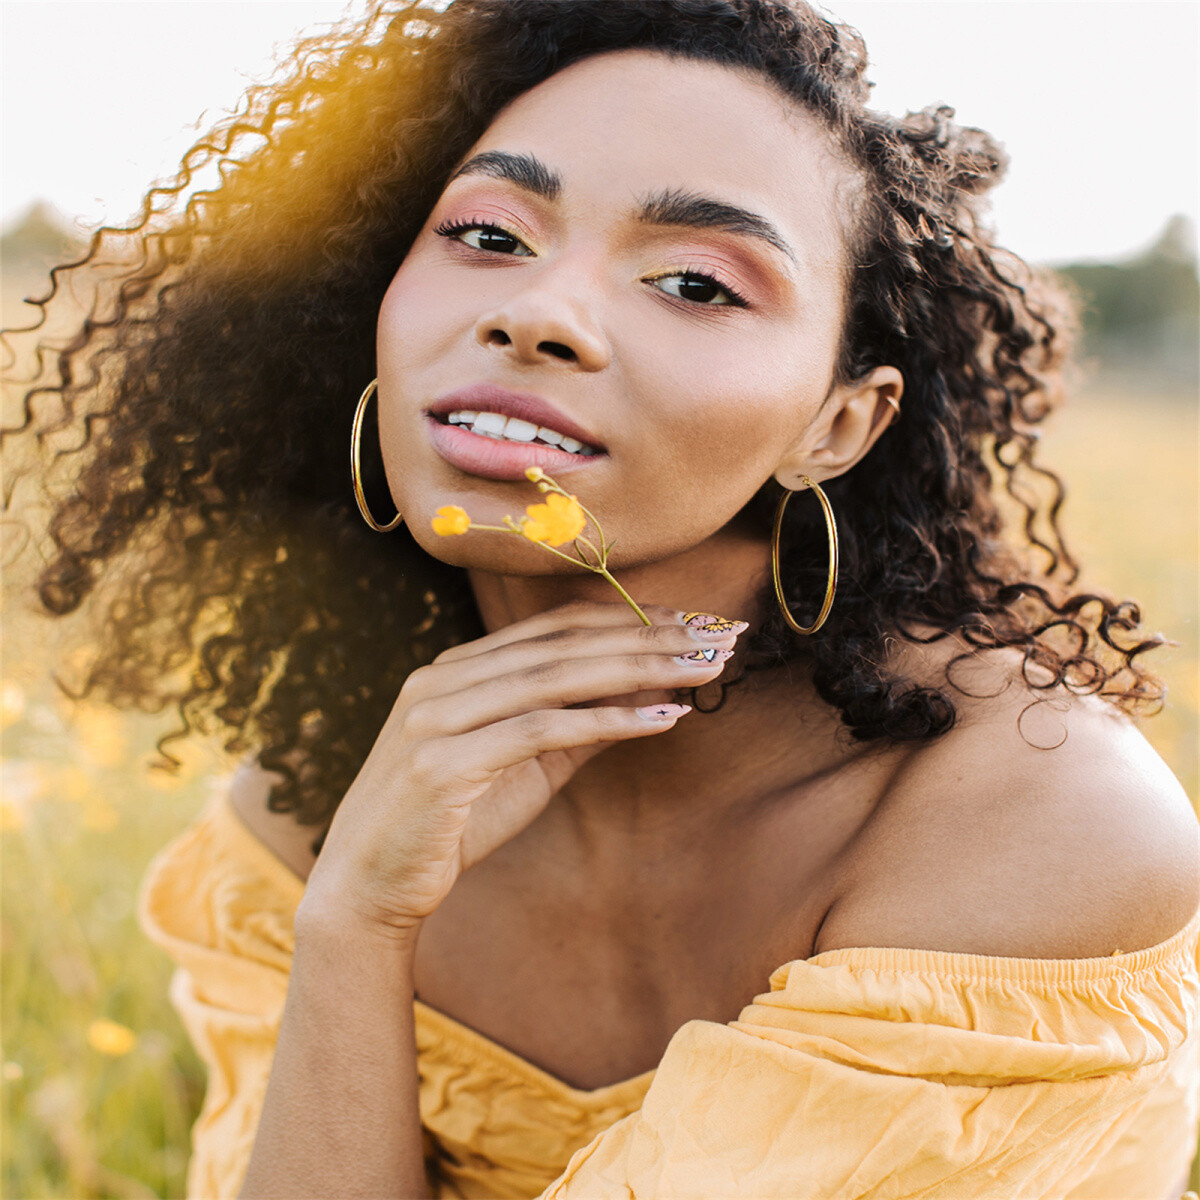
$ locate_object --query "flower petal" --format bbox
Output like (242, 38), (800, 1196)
(431, 505), (471, 536)
(522, 494), (586, 546)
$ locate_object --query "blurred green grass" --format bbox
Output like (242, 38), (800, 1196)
(1, 250), (1196, 1197)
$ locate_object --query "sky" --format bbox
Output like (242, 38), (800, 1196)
(1, 0), (1197, 266)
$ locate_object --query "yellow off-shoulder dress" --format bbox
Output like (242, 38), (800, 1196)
(138, 788), (1200, 1200)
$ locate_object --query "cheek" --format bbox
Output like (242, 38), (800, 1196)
(377, 256), (455, 359)
(375, 255), (468, 431)
(621, 329), (835, 486)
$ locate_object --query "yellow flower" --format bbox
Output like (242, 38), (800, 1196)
(0, 799), (26, 833)
(58, 765), (93, 802)
(521, 493), (587, 546)
(431, 505), (471, 536)
(0, 681), (25, 729)
(87, 1019), (137, 1057)
(73, 705), (126, 769)
(523, 466), (548, 483)
(81, 797), (120, 831)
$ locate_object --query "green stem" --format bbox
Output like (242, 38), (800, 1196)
(523, 537), (597, 569)
(471, 489), (649, 624)
(595, 567), (651, 625)
(573, 502), (608, 557)
(573, 535), (603, 568)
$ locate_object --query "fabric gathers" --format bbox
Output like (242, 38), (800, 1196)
(138, 788), (1200, 1200)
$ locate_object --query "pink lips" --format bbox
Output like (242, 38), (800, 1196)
(425, 383), (607, 482)
(426, 384), (604, 452)
(425, 415), (606, 481)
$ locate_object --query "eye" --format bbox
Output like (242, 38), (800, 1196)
(434, 220), (535, 257)
(647, 270), (748, 308)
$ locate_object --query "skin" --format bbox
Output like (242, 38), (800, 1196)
(373, 48), (900, 852)
(238, 51), (1200, 1200)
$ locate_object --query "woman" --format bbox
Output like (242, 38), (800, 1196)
(5, 0), (1197, 1196)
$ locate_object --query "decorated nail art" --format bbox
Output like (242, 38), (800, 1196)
(636, 703), (693, 721)
(680, 612), (750, 639)
(672, 647), (736, 666)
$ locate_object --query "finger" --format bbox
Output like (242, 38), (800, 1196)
(431, 599), (687, 666)
(400, 643), (733, 742)
(419, 703), (694, 788)
(407, 608), (742, 708)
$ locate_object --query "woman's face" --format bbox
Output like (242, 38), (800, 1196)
(377, 49), (857, 573)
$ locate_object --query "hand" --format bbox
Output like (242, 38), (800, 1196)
(297, 601), (745, 939)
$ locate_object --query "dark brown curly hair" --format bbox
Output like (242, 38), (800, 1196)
(2, 0), (1164, 852)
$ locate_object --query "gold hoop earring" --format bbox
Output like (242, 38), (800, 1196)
(771, 475), (838, 635)
(350, 379), (403, 532)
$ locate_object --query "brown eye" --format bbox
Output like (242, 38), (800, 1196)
(436, 221), (534, 257)
(648, 271), (746, 308)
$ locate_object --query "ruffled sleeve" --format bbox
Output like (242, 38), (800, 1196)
(537, 914), (1200, 1200)
(137, 786), (306, 1200)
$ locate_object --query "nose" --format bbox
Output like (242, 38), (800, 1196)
(474, 285), (611, 373)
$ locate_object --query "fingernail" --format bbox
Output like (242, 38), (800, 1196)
(679, 612), (749, 640)
(636, 703), (693, 721)
(672, 647), (735, 667)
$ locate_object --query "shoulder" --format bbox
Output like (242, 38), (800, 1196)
(227, 757), (319, 884)
(818, 661), (1200, 960)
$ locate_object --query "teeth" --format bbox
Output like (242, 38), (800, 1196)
(500, 417), (539, 442)
(472, 411), (508, 437)
(444, 408), (598, 455)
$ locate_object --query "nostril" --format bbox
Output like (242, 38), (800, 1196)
(486, 329), (512, 347)
(539, 341), (576, 362)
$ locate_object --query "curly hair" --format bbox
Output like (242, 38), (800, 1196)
(2, 0), (1164, 851)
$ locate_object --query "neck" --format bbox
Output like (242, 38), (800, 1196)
(465, 513), (856, 852)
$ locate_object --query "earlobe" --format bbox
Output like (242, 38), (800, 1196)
(773, 365), (903, 489)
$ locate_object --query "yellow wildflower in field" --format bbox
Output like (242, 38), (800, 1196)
(0, 681), (25, 729)
(57, 765), (93, 803)
(521, 493), (587, 546)
(82, 797), (120, 831)
(87, 1019), (137, 1056)
(0, 798), (27, 832)
(73, 705), (127, 768)
(431, 505), (471, 535)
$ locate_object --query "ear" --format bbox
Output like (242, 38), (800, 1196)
(772, 366), (903, 490)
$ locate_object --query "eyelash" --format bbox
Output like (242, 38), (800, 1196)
(644, 267), (750, 310)
(434, 218), (533, 256)
(433, 219), (750, 309)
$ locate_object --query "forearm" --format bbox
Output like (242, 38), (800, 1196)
(239, 914), (430, 1200)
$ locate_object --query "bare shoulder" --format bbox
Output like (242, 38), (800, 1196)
(819, 662), (1200, 960)
(227, 758), (319, 883)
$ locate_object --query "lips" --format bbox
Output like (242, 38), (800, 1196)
(425, 414), (607, 481)
(426, 383), (606, 452)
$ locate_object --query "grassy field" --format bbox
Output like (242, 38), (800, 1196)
(1, 277), (1197, 1196)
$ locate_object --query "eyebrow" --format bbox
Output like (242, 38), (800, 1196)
(636, 188), (798, 266)
(449, 151), (562, 201)
(448, 151), (797, 266)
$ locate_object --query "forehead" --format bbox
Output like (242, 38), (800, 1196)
(466, 48), (854, 268)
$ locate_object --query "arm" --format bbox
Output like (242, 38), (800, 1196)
(239, 916), (428, 1200)
(231, 601), (738, 1198)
